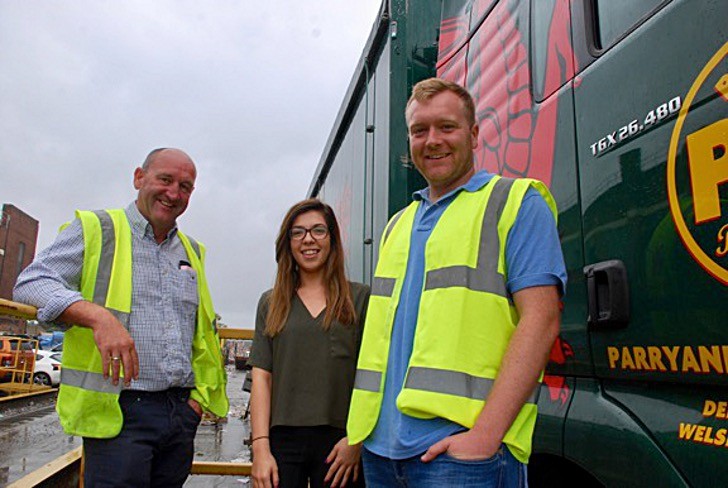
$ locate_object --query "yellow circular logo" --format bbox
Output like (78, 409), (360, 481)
(667, 42), (728, 285)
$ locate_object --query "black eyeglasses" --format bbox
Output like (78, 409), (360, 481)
(290, 224), (329, 241)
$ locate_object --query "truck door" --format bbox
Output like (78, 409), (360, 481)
(573, 0), (728, 484)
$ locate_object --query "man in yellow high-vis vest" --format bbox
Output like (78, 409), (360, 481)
(347, 79), (566, 487)
(14, 148), (228, 487)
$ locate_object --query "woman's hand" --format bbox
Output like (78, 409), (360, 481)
(252, 440), (279, 488)
(324, 437), (361, 487)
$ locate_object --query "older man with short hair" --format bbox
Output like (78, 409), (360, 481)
(14, 148), (228, 487)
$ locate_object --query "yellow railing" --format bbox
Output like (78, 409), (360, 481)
(0, 298), (254, 487)
(0, 336), (39, 395)
(0, 298), (37, 320)
(0, 300), (41, 393)
(218, 327), (254, 340)
(7, 447), (83, 488)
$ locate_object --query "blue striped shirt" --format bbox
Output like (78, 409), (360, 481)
(14, 202), (199, 391)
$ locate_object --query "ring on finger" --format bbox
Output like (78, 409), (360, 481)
(111, 356), (121, 361)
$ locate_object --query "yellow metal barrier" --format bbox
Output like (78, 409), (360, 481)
(7, 447), (83, 488)
(191, 461), (252, 476)
(0, 298), (255, 486)
(0, 298), (38, 320)
(218, 327), (254, 340)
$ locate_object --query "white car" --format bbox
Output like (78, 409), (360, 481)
(34, 350), (62, 386)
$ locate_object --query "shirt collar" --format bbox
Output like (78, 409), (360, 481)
(125, 202), (178, 242)
(412, 170), (496, 205)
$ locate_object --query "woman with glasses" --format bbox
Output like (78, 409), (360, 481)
(249, 198), (369, 488)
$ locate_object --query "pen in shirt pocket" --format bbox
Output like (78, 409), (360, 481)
(178, 260), (193, 271)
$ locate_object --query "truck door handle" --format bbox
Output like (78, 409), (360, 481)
(584, 260), (630, 329)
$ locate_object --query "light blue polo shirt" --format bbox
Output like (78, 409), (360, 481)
(363, 170), (567, 459)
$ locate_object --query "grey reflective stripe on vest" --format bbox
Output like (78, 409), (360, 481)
(424, 177), (515, 299)
(187, 236), (201, 259)
(354, 368), (382, 393)
(404, 366), (539, 404)
(426, 266), (505, 296)
(371, 277), (396, 297)
(61, 367), (123, 394)
(90, 210), (129, 329)
(382, 208), (407, 246)
(92, 210), (115, 306)
(109, 308), (130, 329)
(370, 207), (412, 298)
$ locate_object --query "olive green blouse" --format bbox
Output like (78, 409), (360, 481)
(249, 282), (370, 430)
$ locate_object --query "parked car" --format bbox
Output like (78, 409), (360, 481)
(0, 336), (36, 381)
(33, 350), (61, 387)
(38, 331), (64, 351)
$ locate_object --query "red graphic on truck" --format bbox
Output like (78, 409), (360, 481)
(438, 0), (576, 404)
(544, 337), (574, 405)
(437, 0), (574, 188)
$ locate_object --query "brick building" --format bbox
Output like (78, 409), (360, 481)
(0, 204), (39, 300)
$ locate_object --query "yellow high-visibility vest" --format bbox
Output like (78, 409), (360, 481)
(56, 209), (228, 438)
(347, 176), (557, 463)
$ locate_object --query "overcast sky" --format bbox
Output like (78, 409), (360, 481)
(0, 1), (382, 329)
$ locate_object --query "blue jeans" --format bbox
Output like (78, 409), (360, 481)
(362, 444), (527, 488)
(83, 388), (201, 488)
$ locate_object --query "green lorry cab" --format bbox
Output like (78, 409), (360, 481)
(309, 1), (727, 486)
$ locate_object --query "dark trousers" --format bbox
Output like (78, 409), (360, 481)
(270, 425), (365, 488)
(83, 388), (201, 488)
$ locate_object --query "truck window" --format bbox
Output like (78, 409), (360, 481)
(531, 0), (556, 101)
(592, 0), (667, 50)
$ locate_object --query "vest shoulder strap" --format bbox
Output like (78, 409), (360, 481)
(75, 209), (132, 318)
(184, 234), (202, 260)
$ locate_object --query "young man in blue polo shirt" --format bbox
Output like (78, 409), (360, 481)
(347, 78), (566, 487)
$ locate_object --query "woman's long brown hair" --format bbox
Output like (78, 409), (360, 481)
(264, 199), (356, 336)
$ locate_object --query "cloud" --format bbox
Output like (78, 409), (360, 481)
(0, 0), (382, 328)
